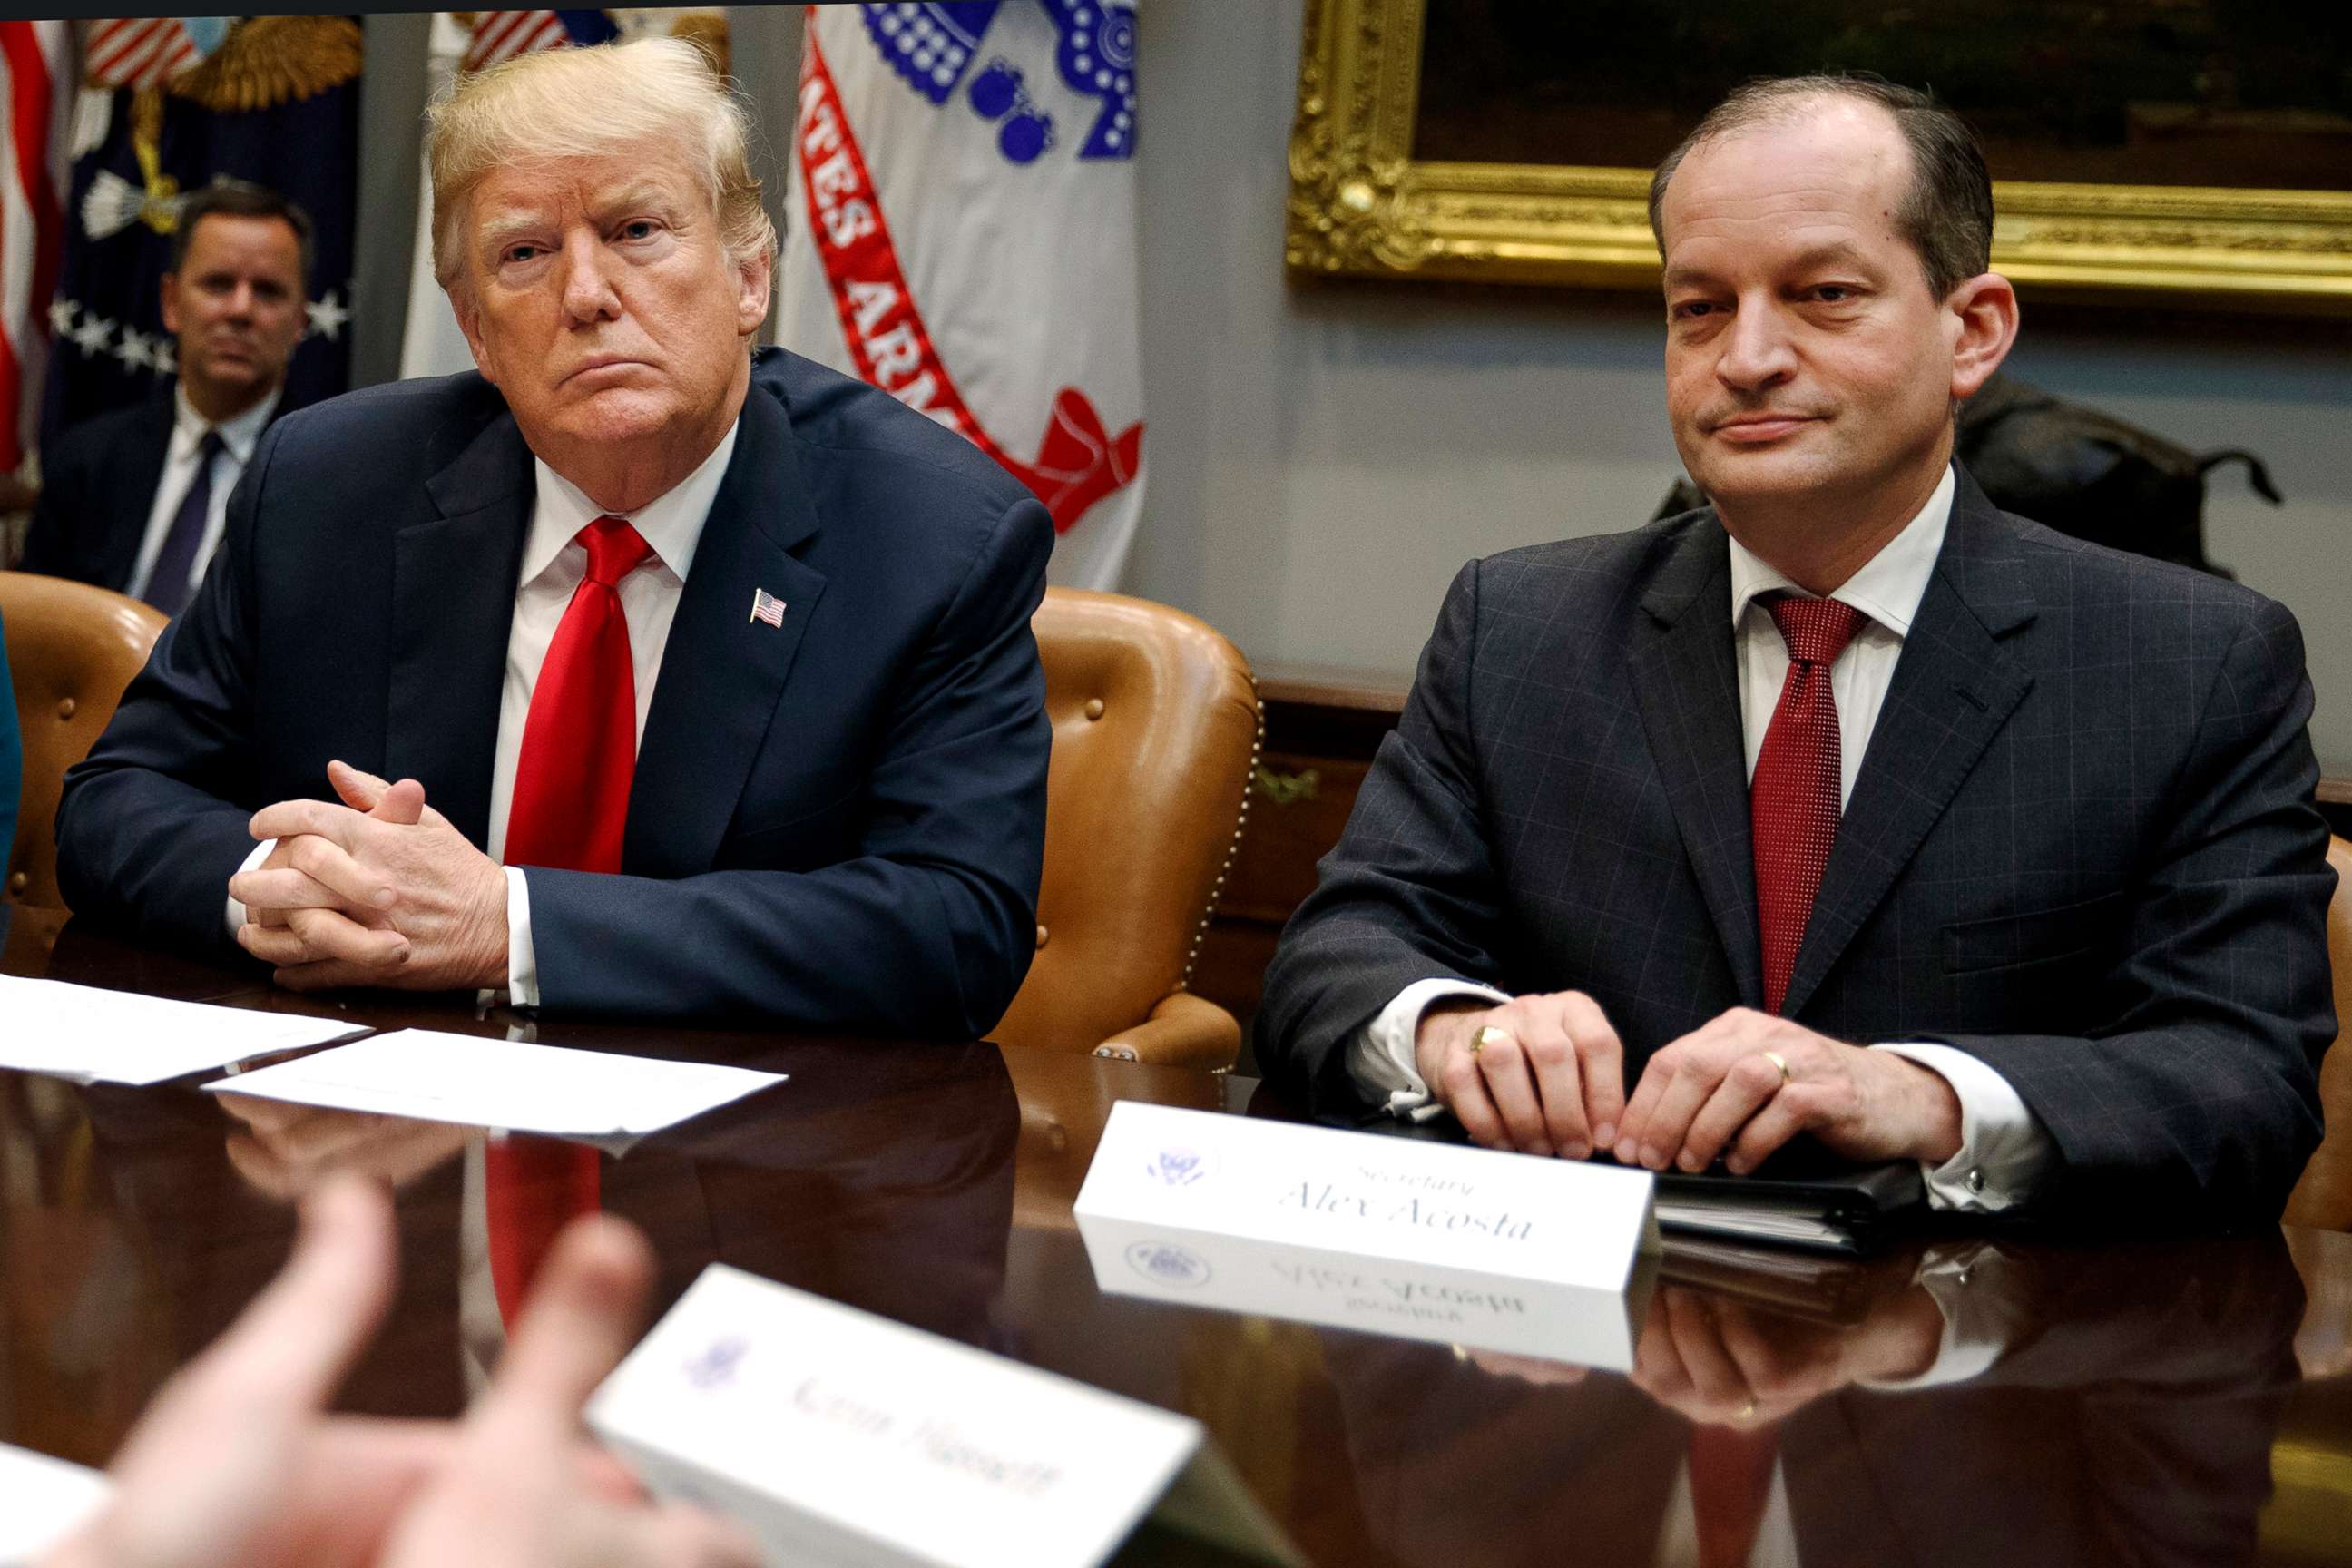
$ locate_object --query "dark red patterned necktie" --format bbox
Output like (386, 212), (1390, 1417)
(488, 516), (649, 1327)
(1690, 1421), (1780, 1568)
(1751, 593), (1868, 1015)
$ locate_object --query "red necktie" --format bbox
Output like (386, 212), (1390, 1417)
(504, 515), (652, 875)
(485, 1135), (603, 1327)
(487, 517), (649, 1326)
(1750, 593), (1868, 1015)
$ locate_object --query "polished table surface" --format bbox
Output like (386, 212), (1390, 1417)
(5, 904), (2352, 1566)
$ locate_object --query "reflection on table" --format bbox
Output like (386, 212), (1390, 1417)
(2, 917), (2349, 1564)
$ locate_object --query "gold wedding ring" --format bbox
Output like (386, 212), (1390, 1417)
(1471, 1025), (1512, 1059)
(1761, 1050), (1791, 1087)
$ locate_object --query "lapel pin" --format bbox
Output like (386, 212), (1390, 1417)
(749, 588), (787, 628)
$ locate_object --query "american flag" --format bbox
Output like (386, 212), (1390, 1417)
(83, 17), (203, 91)
(750, 588), (787, 628)
(462, 11), (612, 74)
(0, 20), (65, 476)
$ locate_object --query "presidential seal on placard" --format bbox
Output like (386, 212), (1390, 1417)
(1144, 1146), (1211, 1188)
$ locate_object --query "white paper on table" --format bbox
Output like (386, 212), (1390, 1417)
(0, 1442), (110, 1561)
(0, 975), (368, 1086)
(201, 1029), (785, 1136)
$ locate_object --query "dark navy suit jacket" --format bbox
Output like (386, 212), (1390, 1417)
(56, 348), (1054, 1037)
(1258, 468), (2336, 1218)
(21, 389), (178, 592)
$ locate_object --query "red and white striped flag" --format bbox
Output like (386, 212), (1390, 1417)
(0, 19), (65, 477)
(82, 16), (202, 92)
(461, 11), (578, 74)
(777, 2), (1145, 590)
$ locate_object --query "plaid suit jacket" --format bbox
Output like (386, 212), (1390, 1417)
(1256, 467), (2337, 1219)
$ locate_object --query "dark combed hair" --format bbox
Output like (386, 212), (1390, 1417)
(1646, 74), (1994, 299)
(169, 177), (316, 287)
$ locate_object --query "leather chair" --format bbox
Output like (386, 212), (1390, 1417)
(2284, 835), (2352, 1230)
(1, 573), (166, 910)
(993, 588), (1260, 1070)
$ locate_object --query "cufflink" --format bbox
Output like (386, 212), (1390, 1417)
(1966, 1167), (1985, 1194)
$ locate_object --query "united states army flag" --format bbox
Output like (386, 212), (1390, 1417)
(776, 2), (1145, 590)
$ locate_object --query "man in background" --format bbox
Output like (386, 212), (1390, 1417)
(21, 179), (309, 614)
(1257, 75), (2334, 1220)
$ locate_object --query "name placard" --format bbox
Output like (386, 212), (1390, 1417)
(587, 1266), (1298, 1568)
(0, 1442), (109, 1561)
(1073, 1103), (1658, 1369)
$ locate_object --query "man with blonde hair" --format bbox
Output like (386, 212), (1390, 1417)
(58, 38), (1054, 1034)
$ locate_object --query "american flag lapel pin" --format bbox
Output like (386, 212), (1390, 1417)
(750, 588), (787, 628)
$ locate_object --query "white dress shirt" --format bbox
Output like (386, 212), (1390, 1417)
(227, 419), (741, 1007)
(125, 384), (279, 604)
(1348, 466), (2056, 1212)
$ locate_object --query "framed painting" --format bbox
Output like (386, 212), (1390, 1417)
(1285, 0), (2352, 312)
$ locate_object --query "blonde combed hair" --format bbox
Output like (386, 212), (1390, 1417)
(426, 35), (775, 298)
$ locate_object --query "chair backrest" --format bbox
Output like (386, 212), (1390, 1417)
(994, 588), (1259, 1056)
(2285, 835), (2352, 1230)
(1, 573), (166, 910)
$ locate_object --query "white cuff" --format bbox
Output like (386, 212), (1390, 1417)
(1871, 1042), (2055, 1212)
(223, 838), (275, 936)
(1348, 977), (1511, 1122)
(1859, 1242), (2026, 1391)
(503, 866), (538, 1010)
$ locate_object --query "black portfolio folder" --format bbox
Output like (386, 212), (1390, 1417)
(1652, 1148), (1924, 1256)
(1350, 1114), (1925, 1256)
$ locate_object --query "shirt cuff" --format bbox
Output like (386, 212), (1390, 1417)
(1858, 1242), (2027, 1391)
(1348, 977), (1512, 1122)
(223, 838), (275, 936)
(502, 865), (538, 1010)
(1870, 1042), (2055, 1212)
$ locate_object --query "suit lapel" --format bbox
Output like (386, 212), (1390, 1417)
(1628, 516), (1766, 1007)
(387, 415), (534, 849)
(105, 396), (177, 589)
(1779, 472), (2037, 1017)
(623, 383), (828, 878)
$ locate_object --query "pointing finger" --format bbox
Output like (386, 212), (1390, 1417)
(467, 1212), (653, 1448)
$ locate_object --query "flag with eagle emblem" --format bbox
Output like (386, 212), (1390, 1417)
(43, 15), (359, 439)
(776, 2), (1145, 590)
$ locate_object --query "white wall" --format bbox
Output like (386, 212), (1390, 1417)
(1128, 1), (2352, 769)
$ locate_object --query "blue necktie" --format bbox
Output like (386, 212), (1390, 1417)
(144, 428), (224, 617)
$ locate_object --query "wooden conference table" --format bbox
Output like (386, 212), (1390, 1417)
(5, 904), (2352, 1566)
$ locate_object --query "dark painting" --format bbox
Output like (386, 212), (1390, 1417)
(1413, 0), (2352, 191)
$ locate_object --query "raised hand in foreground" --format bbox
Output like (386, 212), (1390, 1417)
(43, 1176), (757, 1568)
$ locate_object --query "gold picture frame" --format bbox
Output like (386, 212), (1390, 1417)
(1285, 0), (2352, 313)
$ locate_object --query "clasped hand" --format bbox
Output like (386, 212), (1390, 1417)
(229, 760), (508, 994)
(1416, 994), (1962, 1174)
